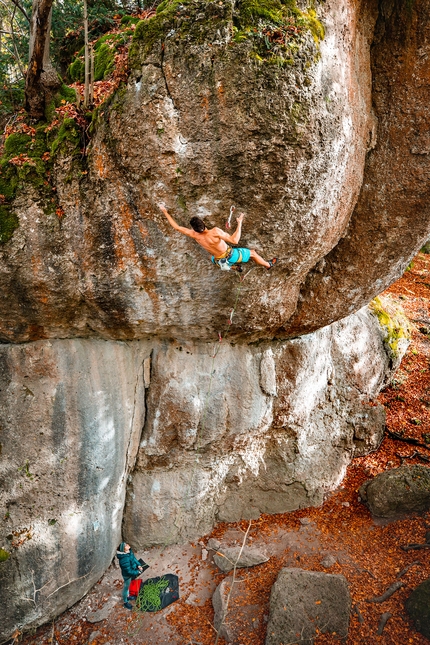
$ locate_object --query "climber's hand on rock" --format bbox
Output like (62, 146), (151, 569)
(236, 213), (245, 224)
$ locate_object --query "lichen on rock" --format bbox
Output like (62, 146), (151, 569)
(369, 295), (411, 369)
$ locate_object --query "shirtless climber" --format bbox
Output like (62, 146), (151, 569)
(159, 204), (277, 271)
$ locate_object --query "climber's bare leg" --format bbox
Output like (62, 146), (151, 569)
(250, 249), (270, 268)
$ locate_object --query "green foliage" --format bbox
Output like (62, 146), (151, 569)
(0, 548), (10, 563)
(136, 577), (169, 612)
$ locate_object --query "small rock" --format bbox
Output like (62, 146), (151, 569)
(213, 545), (269, 573)
(321, 554), (337, 568)
(359, 465), (430, 518)
(207, 538), (221, 551)
(341, 501), (350, 507)
(201, 548), (208, 561)
(86, 598), (117, 623)
(88, 631), (100, 644)
(299, 517), (311, 525)
(212, 577), (234, 643)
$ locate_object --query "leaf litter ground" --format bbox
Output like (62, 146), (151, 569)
(20, 253), (430, 645)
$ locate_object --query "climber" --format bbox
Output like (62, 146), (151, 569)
(158, 204), (277, 270)
(117, 542), (144, 610)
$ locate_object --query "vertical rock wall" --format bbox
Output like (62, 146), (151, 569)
(0, 339), (148, 638)
(123, 307), (398, 547)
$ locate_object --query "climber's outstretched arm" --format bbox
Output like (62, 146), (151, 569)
(217, 213), (244, 245)
(159, 204), (195, 238)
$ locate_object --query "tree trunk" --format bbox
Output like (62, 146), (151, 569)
(25, 0), (60, 119)
(84, 0), (89, 108)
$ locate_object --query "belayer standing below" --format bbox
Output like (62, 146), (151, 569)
(117, 542), (144, 610)
(159, 204), (277, 271)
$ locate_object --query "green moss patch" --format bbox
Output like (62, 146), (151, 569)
(68, 31), (134, 83)
(369, 296), (411, 360)
(130, 0), (324, 67)
(51, 118), (81, 157)
(0, 548), (10, 563)
(0, 100), (83, 245)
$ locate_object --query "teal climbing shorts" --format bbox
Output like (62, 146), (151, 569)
(212, 247), (251, 266)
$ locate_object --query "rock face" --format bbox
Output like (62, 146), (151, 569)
(265, 568), (351, 645)
(359, 465), (430, 519)
(405, 577), (430, 640)
(123, 306), (398, 547)
(1, 0), (428, 344)
(1, 0), (429, 640)
(286, 0), (430, 335)
(0, 339), (147, 639)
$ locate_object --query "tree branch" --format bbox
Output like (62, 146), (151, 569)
(10, 4), (25, 79)
(366, 580), (403, 603)
(9, 0), (30, 22)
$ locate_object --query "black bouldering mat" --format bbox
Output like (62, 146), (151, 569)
(136, 573), (179, 612)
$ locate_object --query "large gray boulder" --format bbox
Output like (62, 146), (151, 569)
(405, 577), (430, 639)
(0, 1), (429, 345)
(359, 465), (430, 519)
(265, 568), (351, 645)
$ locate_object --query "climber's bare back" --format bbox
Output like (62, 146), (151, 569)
(186, 227), (230, 256)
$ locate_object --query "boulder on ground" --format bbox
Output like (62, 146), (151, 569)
(405, 577), (430, 639)
(212, 575), (260, 644)
(265, 568), (351, 645)
(212, 576), (234, 643)
(213, 545), (269, 573)
(359, 465), (430, 518)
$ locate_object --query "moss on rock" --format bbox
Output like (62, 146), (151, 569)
(51, 118), (81, 157)
(129, 0), (324, 67)
(0, 206), (19, 244)
(0, 548), (10, 563)
(369, 296), (411, 361)
(0, 100), (82, 245)
(68, 31), (133, 83)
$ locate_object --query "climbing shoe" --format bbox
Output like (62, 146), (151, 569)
(267, 258), (277, 270)
(124, 601), (133, 610)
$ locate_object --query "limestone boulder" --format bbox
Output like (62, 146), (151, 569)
(359, 465), (430, 519)
(0, 339), (147, 640)
(265, 568), (351, 645)
(284, 0), (430, 336)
